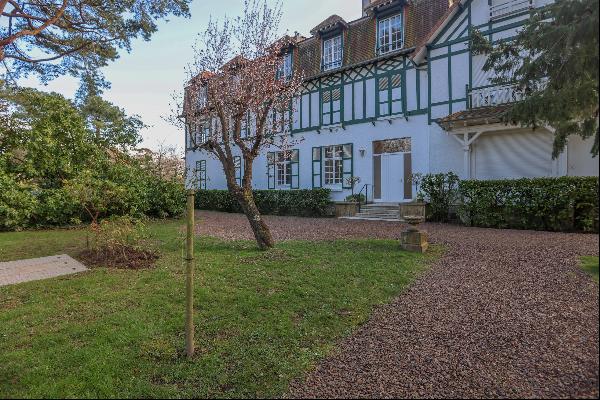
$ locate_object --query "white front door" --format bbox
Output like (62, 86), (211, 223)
(380, 153), (404, 202)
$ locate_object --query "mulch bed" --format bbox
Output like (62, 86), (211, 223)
(78, 245), (159, 270)
(195, 211), (599, 399)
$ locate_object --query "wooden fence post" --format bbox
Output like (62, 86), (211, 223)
(185, 190), (195, 359)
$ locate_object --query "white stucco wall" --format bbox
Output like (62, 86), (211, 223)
(567, 135), (599, 177)
(184, 0), (598, 200)
(187, 114), (432, 202)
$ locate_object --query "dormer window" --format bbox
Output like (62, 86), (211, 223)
(378, 13), (403, 54)
(277, 52), (293, 80)
(197, 86), (207, 109)
(322, 35), (343, 71)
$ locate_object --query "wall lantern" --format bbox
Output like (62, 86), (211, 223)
(359, 149), (366, 157)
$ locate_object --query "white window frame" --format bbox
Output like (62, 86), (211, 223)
(275, 151), (293, 187)
(323, 145), (344, 186)
(322, 35), (343, 71)
(197, 86), (208, 109)
(378, 14), (403, 54)
(278, 52), (293, 80)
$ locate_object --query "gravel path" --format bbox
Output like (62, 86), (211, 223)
(196, 211), (599, 398)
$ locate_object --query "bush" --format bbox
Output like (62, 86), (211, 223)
(0, 165), (186, 231)
(458, 177), (599, 232)
(196, 189), (332, 217)
(345, 193), (366, 203)
(418, 172), (460, 222)
(0, 172), (38, 230)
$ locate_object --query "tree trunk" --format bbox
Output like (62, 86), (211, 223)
(235, 188), (274, 250)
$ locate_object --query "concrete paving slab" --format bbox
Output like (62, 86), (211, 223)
(0, 255), (88, 287)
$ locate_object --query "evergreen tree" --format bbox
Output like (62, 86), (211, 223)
(0, 0), (191, 85)
(472, 0), (599, 157)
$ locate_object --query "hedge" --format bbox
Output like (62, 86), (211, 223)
(458, 177), (599, 232)
(195, 189), (333, 217)
(0, 170), (186, 231)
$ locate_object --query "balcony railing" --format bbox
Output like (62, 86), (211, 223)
(468, 83), (525, 109)
(490, 0), (533, 19)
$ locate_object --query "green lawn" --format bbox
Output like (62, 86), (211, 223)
(0, 220), (435, 398)
(580, 256), (599, 283)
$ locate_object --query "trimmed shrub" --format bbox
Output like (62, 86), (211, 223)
(196, 189), (332, 217)
(458, 177), (599, 232)
(419, 172), (460, 222)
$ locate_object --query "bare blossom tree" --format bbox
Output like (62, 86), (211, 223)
(179, 0), (303, 250)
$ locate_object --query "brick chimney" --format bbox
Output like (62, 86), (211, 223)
(362, 0), (372, 16)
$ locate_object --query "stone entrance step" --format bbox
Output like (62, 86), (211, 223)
(339, 203), (403, 222)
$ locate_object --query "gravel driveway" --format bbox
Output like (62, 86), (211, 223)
(196, 211), (599, 398)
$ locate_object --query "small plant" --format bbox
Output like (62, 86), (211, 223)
(80, 216), (159, 269)
(345, 194), (366, 203)
(410, 173), (424, 201)
(346, 176), (362, 197)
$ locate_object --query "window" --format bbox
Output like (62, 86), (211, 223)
(277, 52), (293, 80)
(197, 86), (208, 109)
(240, 113), (250, 138)
(378, 72), (403, 116)
(268, 150), (299, 189)
(322, 87), (342, 126)
(196, 160), (207, 189)
(378, 14), (403, 54)
(322, 35), (343, 71)
(312, 144), (353, 189)
(276, 152), (293, 186)
(323, 145), (344, 186)
(234, 156), (243, 186)
(196, 125), (210, 144)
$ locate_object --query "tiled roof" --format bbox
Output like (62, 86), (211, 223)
(310, 15), (348, 36)
(364, 0), (398, 14)
(436, 105), (513, 130)
(412, 0), (464, 62)
(344, 18), (377, 66)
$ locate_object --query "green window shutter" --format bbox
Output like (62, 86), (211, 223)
(312, 147), (322, 188)
(234, 156), (242, 186)
(267, 152), (276, 190)
(290, 149), (300, 189)
(342, 143), (353, 189)
(196, 160), (207, 190)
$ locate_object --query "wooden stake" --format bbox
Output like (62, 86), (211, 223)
(185, 190), (195, 359)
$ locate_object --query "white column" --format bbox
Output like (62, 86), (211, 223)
(463, 133), (471, 179)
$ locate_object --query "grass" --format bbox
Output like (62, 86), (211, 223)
(0, 220), (436, 398)
(580, 256), (599, 283)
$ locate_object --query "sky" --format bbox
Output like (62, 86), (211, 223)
(22, 0), (364, 152)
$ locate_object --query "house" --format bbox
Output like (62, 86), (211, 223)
(185, 0), (598, 204)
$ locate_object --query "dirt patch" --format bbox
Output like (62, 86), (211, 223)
(78, 245), (159, 270)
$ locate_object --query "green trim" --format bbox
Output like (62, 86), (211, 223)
(196, 160), (207, 190)
(427, 47), (432, 124)
(234, 156), (242, 186)
(342, 143), (353, 189)
(447, 45), (452, 115)
(429, 48), (470, 60)
(312, 146), (322, 188)
(431, 0), (473, 46)
(267, 152), (275, 190)
(291, 149), (300, 190)
(445, 14), (469, 44)
(468, 3), (473, 93)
